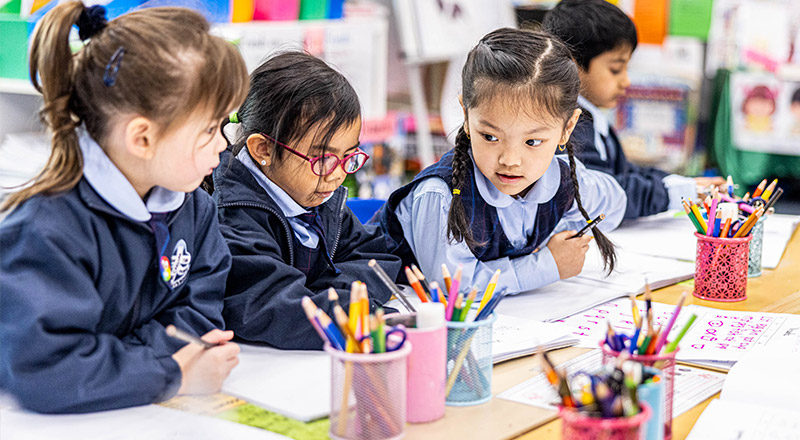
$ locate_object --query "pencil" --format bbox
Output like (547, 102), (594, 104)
(301, 297), (328, 344)
(360, 283), (370, 353)
(445, 264), (462, 321)
(752, 179), (767, 198)
(720, 218), (732, 238)
(477, 269), (501, 315)
(442, 264), (452, 293)
(165, 324), (215, 349)
(328, 287), (340, 309)
(459, 286), (478, 322)
(369, 259), (415, 312)
(654, 291), (688, 353)
(629, 293), (640, 328)
(451, 293), (464, 322)
(410, 264), (433, 300)
(405, 266), (429, 303)
(683, 199), (704, 234)
(347, 282), (360, 353)
(762, 179), (778, 201)
(689, 200), (708, 234)
(664, 314), (698, 353)
(569, 213), (605, 239)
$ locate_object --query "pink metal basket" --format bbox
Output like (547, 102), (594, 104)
(693, 232), (751, 302)
(559, 402), (651, 440)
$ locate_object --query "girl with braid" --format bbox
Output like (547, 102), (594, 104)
(373, 28), (626, 296)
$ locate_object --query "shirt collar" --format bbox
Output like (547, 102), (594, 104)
(236, 146), (310, 218)
(471, 151), (561, 208)
(79, 129), (184, 222)
(578, 95), (610, 138)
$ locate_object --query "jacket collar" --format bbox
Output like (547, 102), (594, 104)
(79, 129), (184, 222)
(577, 95), (610, 138)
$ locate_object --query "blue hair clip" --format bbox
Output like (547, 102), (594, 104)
(103, 47), (125, 87)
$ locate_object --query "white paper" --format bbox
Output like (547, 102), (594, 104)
(497, 350), (725, 418)
(720, 352), (800, 410)
(491, 314), (577, 363)
(222, 344), (330, 422)
(0, 405), (287, 440)
(686, 399), (800, 440)
(551, 298), (695, 349)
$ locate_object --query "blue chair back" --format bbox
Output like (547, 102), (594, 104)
(346, 198), (386, 224)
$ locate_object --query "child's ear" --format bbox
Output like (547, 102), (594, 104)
(246, 134), (272, 168)
(124, 116), (156, 160)
(559, 109), (582, 145)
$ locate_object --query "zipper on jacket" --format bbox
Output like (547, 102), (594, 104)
(217, 201), (295, 266)
(328, 193), (348, 260)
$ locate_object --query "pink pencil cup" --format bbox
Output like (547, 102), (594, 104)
(559, 402), (651, 440)
(601, 344), (678, 440)
(253, 0), (299, 21)
(405, 325), (446, 423)
(693, 232), (751, 302)
(326, 342), (412, 440)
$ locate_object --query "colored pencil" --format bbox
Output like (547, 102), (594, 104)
(665, 314), (697, 353)
(301, 297), (328, 343)
(442, 264), (452, 293)
(410, 264), (433, 300)
(477, 269), (501, 315)
(762, 179), (778, 201)
(654, 291), (688, 353)
(459, 286), (478, 322)
(405, 266), (429, 303)
(445, 264), (462, 321)
(752, 179), (767, 198)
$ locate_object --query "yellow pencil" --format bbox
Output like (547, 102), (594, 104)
(762, 179), (778, 201)
(347, 282), (360, 353)
(477, 269), (501, 315)
(689, 200), (707, 234)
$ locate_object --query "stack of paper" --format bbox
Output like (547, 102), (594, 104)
(491, 314), (578, 363)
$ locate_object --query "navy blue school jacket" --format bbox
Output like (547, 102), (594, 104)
(212, 150), (402, 350)
(571, 111), (669, 219)
(0, 181), (230, 413)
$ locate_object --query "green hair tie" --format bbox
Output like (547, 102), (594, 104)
(229, 111), (239, 124)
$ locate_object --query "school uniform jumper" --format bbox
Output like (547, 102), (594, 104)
(0, 132), (231, 413)
(372, 148), (626, 296)
(212, 148), (402, 350)
(571, 96), (696, 219)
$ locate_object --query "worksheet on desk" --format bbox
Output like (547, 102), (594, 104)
(496, 350), (726, 417)
(686, 399), (800, 440)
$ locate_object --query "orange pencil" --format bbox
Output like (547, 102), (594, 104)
(736, 207), (764, 237)
(742, 192), (751, 203)
(404, 266), (429, 302)
(752, 179), (768, 198)
(720, 218), (732, 238)
(442, 264), (453, 293)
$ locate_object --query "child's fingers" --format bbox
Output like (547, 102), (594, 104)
(201, 329), (235, 344)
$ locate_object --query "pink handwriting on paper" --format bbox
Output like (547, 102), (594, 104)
(689, 314), (775, 351)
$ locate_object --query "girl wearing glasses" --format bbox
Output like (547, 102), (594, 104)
(210, 52), (402, 350)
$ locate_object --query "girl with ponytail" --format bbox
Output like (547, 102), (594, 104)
(0, 2), (248, 413)
(373, 28), (626, 296)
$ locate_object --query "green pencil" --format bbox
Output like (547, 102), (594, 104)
(664, 314), (697, 353)
(458, 286), (478, 322)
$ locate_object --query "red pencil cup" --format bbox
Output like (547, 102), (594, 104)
(559, 402), (651, 440)
(326, 342), (412, 440)
(601, 344), (678, 440)
(693, 232), (751, 302)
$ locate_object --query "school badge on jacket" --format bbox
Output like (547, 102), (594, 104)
(166, 239), (191, 289)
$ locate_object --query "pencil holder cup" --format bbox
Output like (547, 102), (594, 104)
(693, 232), (751, 302)
(638, 367), (665, 440)
(326, 342), (412, 440)
(445, 313), (496, 406)
(559, 402), (651, 440)
(405, 325), (446, 423)
(747, 217), (766, 278)
(601, 344), (678, 440)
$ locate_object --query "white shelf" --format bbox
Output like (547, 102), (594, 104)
(0, 78), (38, 96)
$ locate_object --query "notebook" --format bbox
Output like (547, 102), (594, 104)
(686, 353), (800, 440)
(491, 314), (578, 363)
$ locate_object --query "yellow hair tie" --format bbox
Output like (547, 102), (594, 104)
(452, 189), (461, 195)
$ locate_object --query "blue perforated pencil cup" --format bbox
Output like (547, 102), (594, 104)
(748, 217), (766, 277)
(445, 313), (496, 406)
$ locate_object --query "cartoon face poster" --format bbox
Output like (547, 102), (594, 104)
(730, 72), (800, 155)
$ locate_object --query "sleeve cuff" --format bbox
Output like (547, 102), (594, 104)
(154, 355), (183, 402)
(511, 246), (561, 292)
(662, 174), (696, 211)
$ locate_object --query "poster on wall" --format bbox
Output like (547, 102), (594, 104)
(731, 72), (800, 155)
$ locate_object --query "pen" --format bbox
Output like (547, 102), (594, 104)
(569, 213), (605, 239)
(165, 324), (216, 349)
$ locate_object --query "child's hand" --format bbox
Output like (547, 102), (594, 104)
(546, 230), (592, 280)
(172, 329), (239, 395)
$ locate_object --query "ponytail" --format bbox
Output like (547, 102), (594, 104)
(565, 141), (616, 274)
(446, 127), (483, 249)
(2, 2), (86, 212)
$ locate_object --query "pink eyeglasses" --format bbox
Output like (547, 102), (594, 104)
(261, 133), (369, 176)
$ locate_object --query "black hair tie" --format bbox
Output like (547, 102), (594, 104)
(76, 5), (108, 41)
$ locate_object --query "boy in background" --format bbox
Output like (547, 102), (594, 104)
(543, 0), (723, 219)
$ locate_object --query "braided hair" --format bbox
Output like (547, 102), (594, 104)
(446, 27), (616, 273)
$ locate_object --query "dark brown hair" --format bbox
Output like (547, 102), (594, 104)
(448, 27), (616, 273)
(2, 1), (248, 211)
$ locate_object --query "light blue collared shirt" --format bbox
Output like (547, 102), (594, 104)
(395, 154), (626, 296)
(79, 130), (184, 221)
(578, 95), (695, 211)
(236, 147), (327, 248)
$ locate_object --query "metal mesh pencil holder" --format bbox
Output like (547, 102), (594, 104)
(559, 402), (651, 440)
(326, 342), (412, 440)
(601, 344), (678, 440)
(748, 217), (766, 278)
(693, 232), (751, 302)
(445, 313), (496, 406)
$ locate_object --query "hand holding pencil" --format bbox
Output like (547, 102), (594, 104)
(169, 327), (240, 395)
